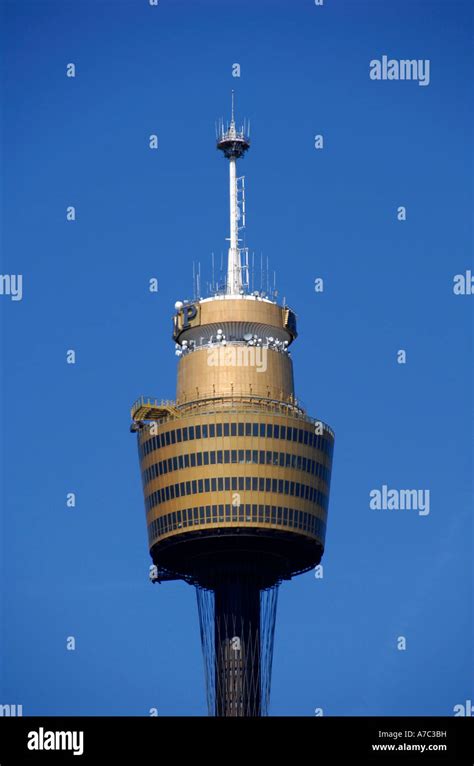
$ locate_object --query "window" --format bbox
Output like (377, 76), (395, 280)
(204, 452), (209, 465)
(190, 454), (196, 467)
(245, 423), (252, 436)
(183, 427), (188, 441)
(217, 478), (224, 491)
(224, 450), (230, 463)
(198, 479), (203, 493)
(202, 424), (208, 438)
(231, 423), (237, 436)
(260, 424), (265, 437)
(224, 423), (230, 436)
(211, 478), (217, 491)
(231, 477), (237, 491)
(238, 450), (244, 463)
(252, 423), (259, 437)
(204, 478), (210, 492)
(195, 425), (201, 439)
(216, 424), (222, 437)
(184, 454), (190, 468)
(189, 426), (195, 440)
(171, 431), (176, 444)
(172, 456), (178, 471)
(209, 424), (215, 437)
(210, 452), (216, 464)
(177, 429), (182, 443)
(217, 450), (223, 463)
(238, 423), (244, 436)
(165, 432), (171, 446)
(197, 453), (203, 466)
(224, 477), (230, 491)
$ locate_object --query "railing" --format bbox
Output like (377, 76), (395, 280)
(131, 393), (335, 438)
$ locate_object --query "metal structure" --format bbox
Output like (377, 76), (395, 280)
(131, 96), (335, 716)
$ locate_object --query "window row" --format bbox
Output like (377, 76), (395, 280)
(148, 504), (326, 541)
(142, 448), (331, 486)
(139, 421), (334, 459)
(144, 475), (329, 513)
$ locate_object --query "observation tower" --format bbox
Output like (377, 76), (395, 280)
(130, 95), (335, 716)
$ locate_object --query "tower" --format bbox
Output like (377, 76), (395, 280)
(130, 96), (334, 717)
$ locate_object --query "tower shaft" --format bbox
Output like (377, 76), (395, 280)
(214, 579), (261, 716)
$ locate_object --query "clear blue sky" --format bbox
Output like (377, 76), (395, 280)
(1, 0), (472, 716)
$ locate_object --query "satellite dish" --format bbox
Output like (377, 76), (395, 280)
(243, 333), (252, 341)
(175, 301), (184, 310)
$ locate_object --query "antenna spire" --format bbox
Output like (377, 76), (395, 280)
(216, 94), (250, 295)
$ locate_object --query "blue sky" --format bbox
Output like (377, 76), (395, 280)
(1, 0), (472, 716)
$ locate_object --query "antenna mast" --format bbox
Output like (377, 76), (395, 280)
(216, 91), (250, 295)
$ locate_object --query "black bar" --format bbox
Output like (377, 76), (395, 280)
(0, 717), (472, 764)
